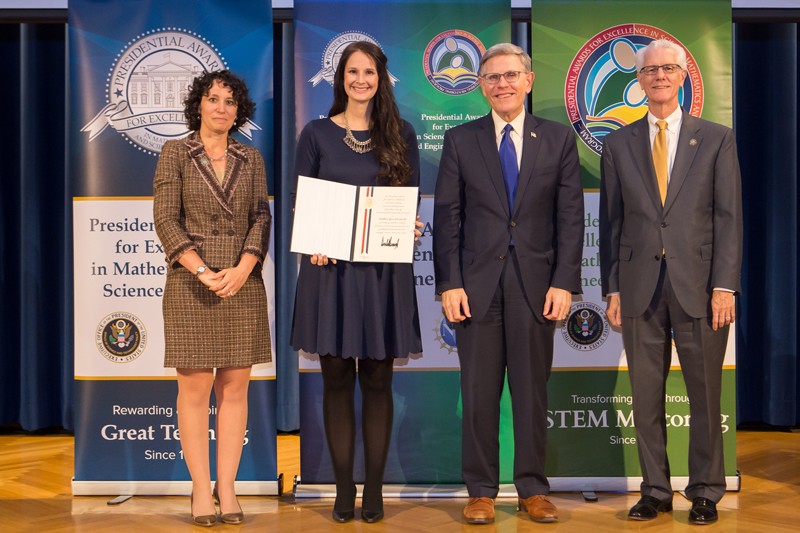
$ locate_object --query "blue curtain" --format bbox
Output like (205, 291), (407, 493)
(1, 23), (73, 430)
(733, 22), (799, 427)
(1, 18), (798, 431)
(275, 22), (300, 432)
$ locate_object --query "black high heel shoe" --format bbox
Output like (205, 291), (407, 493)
(213, 483), (244, 525)
(190, 493), (217, 527)
(361, 491), (384, 523)
(361, 508), (384, 523)
(331, 484), (356, 523)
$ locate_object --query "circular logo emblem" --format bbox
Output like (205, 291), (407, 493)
(562, 302), (610, 351)
(423, 30), (485, 95)
(433, 317), (458, 355)
(95, 312), (147, 363)
(308, 31), (398, 87)
(82, 28), (228, 154)
(565, 24), (704, 156)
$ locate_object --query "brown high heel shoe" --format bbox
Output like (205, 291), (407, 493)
(213, 483), (244, 525)
(190, 493), (217, 527)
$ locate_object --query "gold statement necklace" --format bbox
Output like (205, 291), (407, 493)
(342, 114), (374, 154)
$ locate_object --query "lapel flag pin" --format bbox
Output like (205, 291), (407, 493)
(689, 138), (697, 146)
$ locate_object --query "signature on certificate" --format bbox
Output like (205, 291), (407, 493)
(380, 236), (399, 248)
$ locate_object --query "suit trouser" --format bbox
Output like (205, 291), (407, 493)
(622, 260), (729, 503)
(456, 247), (554, 498)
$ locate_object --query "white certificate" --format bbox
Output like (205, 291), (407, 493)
(291, 176), (418, 263)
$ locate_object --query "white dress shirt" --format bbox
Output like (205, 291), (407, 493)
(491, 109), (524, 170)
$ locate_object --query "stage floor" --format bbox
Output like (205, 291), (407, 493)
(1, 430), (797, 531)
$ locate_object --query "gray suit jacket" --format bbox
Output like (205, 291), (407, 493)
(599, 111), (743, 318)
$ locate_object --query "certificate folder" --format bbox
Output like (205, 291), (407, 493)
(291, 175), (418, 263)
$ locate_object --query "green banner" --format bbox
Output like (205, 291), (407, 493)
(526, 0), (738, 490)
(294, 0), (511, 486)
(531, 0), (732, 189)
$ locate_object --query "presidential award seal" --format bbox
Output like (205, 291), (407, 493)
(308, 31), (398, 87)
(433, 317), (458, 355)
(422, 30), (485, 95)
(562, 302), (610, 351)
(565, 24), (703, 156)
(95, 311), (147, 363)
(82, 28), (260, 154)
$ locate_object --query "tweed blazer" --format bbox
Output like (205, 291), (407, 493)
(153, 132), (271, 272)
(153, 132), (272, 368)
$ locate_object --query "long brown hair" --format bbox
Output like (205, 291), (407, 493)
(329, 42), (411, 186)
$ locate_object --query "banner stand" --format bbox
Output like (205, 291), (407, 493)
(72, 480), (280, 497)
(293, 476), (740, 499)
(294, 0), (512, 490)
(293, 0), (737, 493)
(69, 0), (277, 495)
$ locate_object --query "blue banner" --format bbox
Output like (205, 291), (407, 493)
(69, 0), (277, 495)
(71, 0), (274, 196)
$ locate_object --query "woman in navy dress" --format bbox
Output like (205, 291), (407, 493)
(291, 41), (422, 523)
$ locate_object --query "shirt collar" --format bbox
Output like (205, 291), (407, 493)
(491, 109), (526, 138)
(647, 106), (683, 133)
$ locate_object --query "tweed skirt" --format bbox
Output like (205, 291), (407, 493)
(162, 267), (271, 368)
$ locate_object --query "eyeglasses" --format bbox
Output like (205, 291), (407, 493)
(639, 64), (682, 76)
(480, 71), (525, 85)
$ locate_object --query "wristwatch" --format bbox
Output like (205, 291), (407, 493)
(195, 265), (208, 276)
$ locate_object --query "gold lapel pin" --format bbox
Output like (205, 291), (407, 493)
(531, 132), (537, 138)
(689, 138), (698, 146)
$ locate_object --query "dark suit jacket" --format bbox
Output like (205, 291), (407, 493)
(599, 111), (743, 318)
(433, 112), (584, 322)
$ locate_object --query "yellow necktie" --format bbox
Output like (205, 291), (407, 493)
(652, 120), (668, 206)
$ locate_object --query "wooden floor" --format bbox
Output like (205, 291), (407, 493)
(1, 430), (798, 532)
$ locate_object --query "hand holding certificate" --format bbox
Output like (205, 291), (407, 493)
(291, 176), (419, 263)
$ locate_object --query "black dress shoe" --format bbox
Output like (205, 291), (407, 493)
(628, 495), (673, 521)
(361, 509), (384, 523)
(689, 497), (718, 524)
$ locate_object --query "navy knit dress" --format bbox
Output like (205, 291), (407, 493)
(290, 118), (422, 360)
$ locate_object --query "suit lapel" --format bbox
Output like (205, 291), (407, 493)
(185, 132), (248, 215)
(224, 139), (247, 208)
(626, 117), (663, 213)
(513, 113), (541, 217)
(663, 111), (701, 214)
(476, 113), (512, 216)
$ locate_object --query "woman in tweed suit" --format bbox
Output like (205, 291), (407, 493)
(153, 70), (271, 527)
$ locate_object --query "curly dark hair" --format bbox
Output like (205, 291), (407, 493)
(328, 42), (412, 186)
(183, 70), (256, 133)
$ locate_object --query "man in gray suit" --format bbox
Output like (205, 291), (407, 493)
(434, 43), (583, 524)
(600, 39), (742, 525)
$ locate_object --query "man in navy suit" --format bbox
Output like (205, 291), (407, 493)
(433, 43), (584, 524)
(600, 39), (742, 525)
